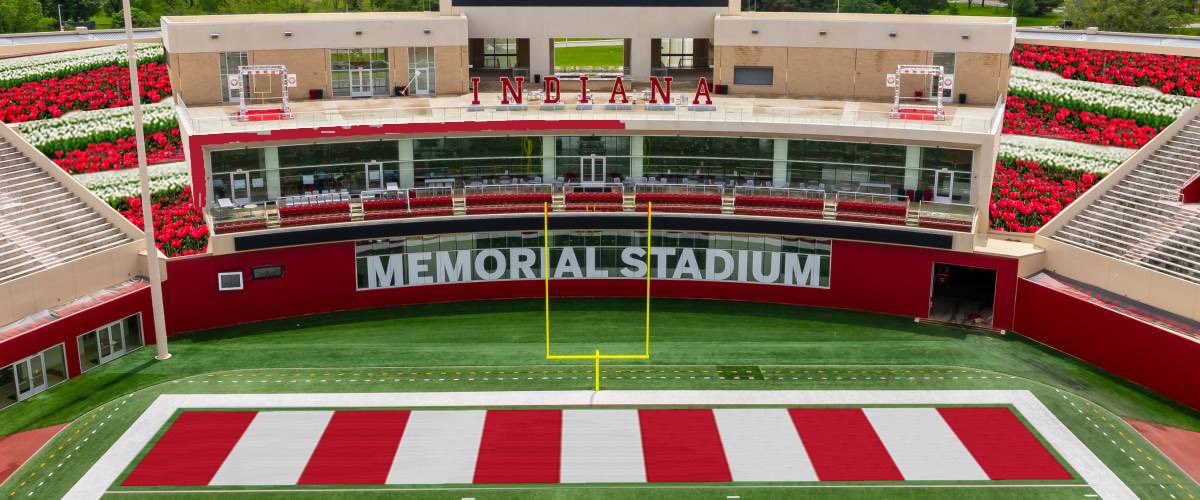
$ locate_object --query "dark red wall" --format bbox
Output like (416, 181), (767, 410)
(1014, 278), (1200, 412)
(0, 287), (154, 377)
(162, 240), (1019, 334)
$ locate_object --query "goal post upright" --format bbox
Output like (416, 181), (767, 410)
(544, 202), (653, 391)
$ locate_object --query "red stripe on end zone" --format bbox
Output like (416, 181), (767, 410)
(787, 408), (903, 481)
(938, 407), (1074, 480)
(297, 410), (411, 485)
(473, 410), (562, 483)
(639, 409), (732, 482)
(122, 411), (256, 486)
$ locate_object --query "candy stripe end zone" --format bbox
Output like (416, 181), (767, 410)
(65, 390), (1135, 500)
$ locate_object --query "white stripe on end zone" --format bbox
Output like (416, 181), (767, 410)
(713, 408), (817, 482)
(209, 411), (332, 485)
(863, 407), (987, 481)
(560, 409), (646, 483)
(66, 390), (1135, 500)
(386, 410), (486, 485)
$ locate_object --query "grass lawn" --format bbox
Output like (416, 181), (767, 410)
(936, 3), (1062, 27)
(2, 299), (1198, 498)
(553, 39), (625, 71)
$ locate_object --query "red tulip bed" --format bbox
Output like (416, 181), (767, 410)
(1012, 43), (1200, 97)
(51, 128), (184, 174)
(118, 188), (209, 257)
(1002, 95), (1162, 149)
(989, 159), (1101, 233)
(0, 62), (172, 124)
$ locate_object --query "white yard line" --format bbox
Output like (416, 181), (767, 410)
(65, 390), (1134, 500)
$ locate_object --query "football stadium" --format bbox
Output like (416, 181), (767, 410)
(1, 0), (1200, 498)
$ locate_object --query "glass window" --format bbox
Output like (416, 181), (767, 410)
(484, 38), (517, 69)
(659, 38), (695, 69)
(78, 315), (143, 373)
(330, 48), (389, 98)
(555, 136), (631, 182)
(0, 365), (14, 409)
(733, 66), (773, 86)
(219, 51), (248, 103)
(933, 52), (956, 74)
(642, 136), (773, 182)
(413, 136), (541, 185)
(409, 47), (436, 95)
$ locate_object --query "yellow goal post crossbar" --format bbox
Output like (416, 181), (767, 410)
(542, 202), (653, 373)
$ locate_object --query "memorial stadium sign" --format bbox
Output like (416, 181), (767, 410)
(357, 246), (829, 290)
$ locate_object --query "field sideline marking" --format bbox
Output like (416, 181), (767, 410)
(102, 483), (1096, 495)
(64, 390), (1134, 500)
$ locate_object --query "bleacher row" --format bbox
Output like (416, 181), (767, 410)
(1052, 112), (1200, 285)
(215, 189), (974, 235)
(0, 135), (132, 284)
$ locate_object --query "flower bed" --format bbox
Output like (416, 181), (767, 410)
(989, 159), (1101, 233)
(0, 44), (164, 88)
(1008, 67), (1196, 129)
(77, 163), (191, 207)
(1002, 95), (1161, 149)
(998, 134), (1135, 174)
(17, 98), (177, 155)
(0, 62), (172, 123)
(1012, 43), (1200, 97)
(118, 188), (209, 257)
(52, 128), (183, 174)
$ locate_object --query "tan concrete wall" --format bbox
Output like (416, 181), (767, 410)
(716, 13), (1015, 54)
(163, 13), (467, 54)
(391, 47), (411, 93)
(785, 48), (856, 99)
(435, 45), (469, 94)
(715, 45), (788, 96)
(248, 48), (330, 101)
(853, 49), (929, 100)
(171, 52), (222, 106)
(954, 51), (1005, 105)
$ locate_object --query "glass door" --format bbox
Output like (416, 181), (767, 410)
(933, 169), (954, 203)
(408, 47), (435, 95)
(365, 162), (385, 190)
(932, 52), (956, 104)
(579, 154), (607, 183)
(229, 172), (251, 204)
(350, 68), (373, 98)
(13, 355), (47, 401)
(96, 322), (126, 365)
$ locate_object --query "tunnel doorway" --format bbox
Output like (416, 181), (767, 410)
(929, 263), (997, 328)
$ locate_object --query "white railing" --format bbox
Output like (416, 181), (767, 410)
(464, 183), (554, 196)
(633, 183), (726, 195)
(184, 101), (999, 135)
(733, 186), (826, 201)
(563, 182), (625, 194)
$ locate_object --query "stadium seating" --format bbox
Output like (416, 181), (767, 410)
(1052, 112), (1200, 284)
(834, 199), (909, 225)
(362, 195), (455, 220)
(0, 136), (132, 284)
(564, 191), (624, 212)
(635, 192), (723, 214)
(464, 192), (551, 215)
(733, 195), (825, 219)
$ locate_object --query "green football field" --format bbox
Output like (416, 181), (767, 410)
(2, 298), (1198, 498)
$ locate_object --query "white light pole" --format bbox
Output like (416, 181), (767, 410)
(120, 2), (171, 361)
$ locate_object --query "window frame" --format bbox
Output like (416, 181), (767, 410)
(217, 271), (245, 291)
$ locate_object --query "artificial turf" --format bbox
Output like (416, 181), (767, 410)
(2, 299), (1199, 498)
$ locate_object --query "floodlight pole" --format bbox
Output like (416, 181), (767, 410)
(122, 1), (171, 361)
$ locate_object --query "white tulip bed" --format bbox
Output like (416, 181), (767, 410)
(0, 43), (165, 88)
(1008, 67), (1198, 129)
(998, 134), (1136, 174)
(16, 98), (178, 155)
(76, 162), (191, 206)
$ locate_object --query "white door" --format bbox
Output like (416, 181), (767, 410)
(365, 162), (385, 190)
(229, 172), (251, 204)
(409, 47), (434, 95)
(932, 52), (955, 104)
(350, 68), (373, 98)
(96, 323), (127, 365)
(13, 355), (48, 401)
(579, 154), (608, 183)
(933, 169), (954, 203)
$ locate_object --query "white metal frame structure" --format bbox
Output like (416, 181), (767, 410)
(235, 64), (293, 121)
(889, 64), (947, 121)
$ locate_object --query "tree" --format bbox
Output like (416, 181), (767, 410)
(838, 0), (885, 13)
(1034, 0), (1063, 15)
(1010, 0), (1037, 16)
(40, 0), (102, 21)
(1063, 0), (1190, 33)
(0, 0), (52, 33)
(893, 0), (949, 14)
(111, 6), (156, 27)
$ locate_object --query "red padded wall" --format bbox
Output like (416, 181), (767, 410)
(0, 286), (154, 377)
(162, 240), (1019, 334)
(1014, 278), (1200, 412)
